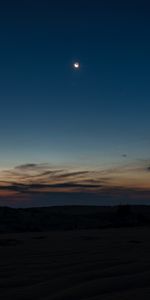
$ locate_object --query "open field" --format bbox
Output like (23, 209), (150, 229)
(1, 226), (150, 299)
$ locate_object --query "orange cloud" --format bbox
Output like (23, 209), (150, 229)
(0, 161), (149, 206)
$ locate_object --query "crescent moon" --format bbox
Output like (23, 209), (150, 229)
(73, 62), (80, 69)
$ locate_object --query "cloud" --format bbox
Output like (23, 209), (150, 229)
(0, 181), (102, 194)
(15, 163), (38, 170)
(0, 161), (150, 206)
(0, 163), (104, 195)
(1, 164), (65, 182)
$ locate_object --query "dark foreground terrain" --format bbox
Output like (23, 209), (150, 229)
(1, 227), (150, 299)
(0, 205), (150, 233)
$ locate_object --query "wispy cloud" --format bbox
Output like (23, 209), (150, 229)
(0, 161), (150, 206)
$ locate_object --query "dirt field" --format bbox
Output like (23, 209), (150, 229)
(0, 227), (150, 299)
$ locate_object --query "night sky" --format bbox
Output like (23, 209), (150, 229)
(0, 1), (150, 206)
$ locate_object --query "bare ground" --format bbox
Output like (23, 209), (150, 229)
(0, 227), (150, 299)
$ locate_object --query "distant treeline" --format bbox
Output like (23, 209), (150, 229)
(0, 205), (150, 233)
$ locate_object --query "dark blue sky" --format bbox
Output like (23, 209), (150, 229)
(0, 1), (150, 166)
(0, 1), (150, 206)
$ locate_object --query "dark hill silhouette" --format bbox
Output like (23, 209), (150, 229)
(0, 205), (150, 233)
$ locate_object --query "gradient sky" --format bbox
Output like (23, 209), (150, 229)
(0, 1), (150, 206)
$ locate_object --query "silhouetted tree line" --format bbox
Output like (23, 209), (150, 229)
(0, 205), (150, 233)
